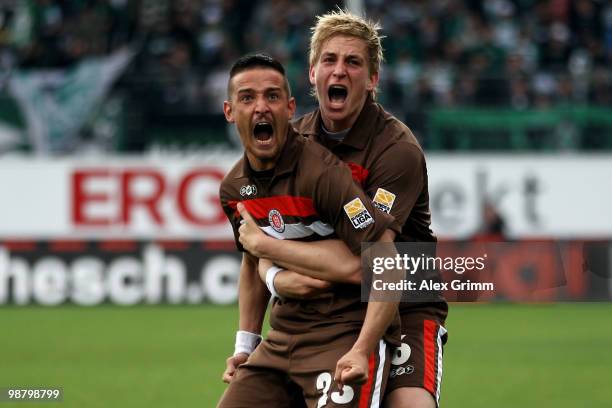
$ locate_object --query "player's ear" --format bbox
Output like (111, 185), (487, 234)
(366, 71), (379, 92)
(223, 100), (234, 123)
(287, 96), (296, 119)
(309, 65), (316, 86)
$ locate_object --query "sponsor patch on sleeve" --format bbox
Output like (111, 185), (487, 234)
(343, 197), (374, 229)
(372, 188), (396, 214)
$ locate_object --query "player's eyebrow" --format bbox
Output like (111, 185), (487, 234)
(236, 86), (282, 94)
(321, 51), (363, 62)
(264, 86), (282, 93)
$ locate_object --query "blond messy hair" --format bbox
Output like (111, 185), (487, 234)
(309, 8), (384, 75)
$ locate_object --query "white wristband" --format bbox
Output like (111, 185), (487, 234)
(234, 330), (262, 356)
(265, 265), (284, 299)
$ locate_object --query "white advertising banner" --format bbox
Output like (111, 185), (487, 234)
(427, 154), (612, 239)
(0, 154), (610, 239)
(0, 154), (240, 239)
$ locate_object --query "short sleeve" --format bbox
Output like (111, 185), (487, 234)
(219, 181), (245, 252)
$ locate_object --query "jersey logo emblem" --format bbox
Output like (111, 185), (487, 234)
(240, 184), (257, 197)
(268, 209), (285, 233)
(372, 188), (396, 214)
(343, 198), (374, 229)
(390, 365), (415, 378)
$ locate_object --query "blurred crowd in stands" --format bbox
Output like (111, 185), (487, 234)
(0, 0), (611, 151)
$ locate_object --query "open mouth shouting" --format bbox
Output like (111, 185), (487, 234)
(253, 121), (274, 146)
(328, 84), (348, 108)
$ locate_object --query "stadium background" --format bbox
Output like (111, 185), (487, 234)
(1, 0), (611, 406)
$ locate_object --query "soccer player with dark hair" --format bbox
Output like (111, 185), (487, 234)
(217, 53), (401, 408)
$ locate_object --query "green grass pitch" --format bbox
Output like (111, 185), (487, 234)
(1, 303), (611, 407)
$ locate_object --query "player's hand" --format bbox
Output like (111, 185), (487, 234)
(258, 258), (332, 299)
(237, 203), (268, 257)
(222, 353), (249, 383)
(334, 348), (369, 387)
(274, 269), (333, 299)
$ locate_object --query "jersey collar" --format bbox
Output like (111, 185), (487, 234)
(293, 94), (380, 151)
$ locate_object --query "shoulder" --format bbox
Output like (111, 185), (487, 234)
(375, 108), (425, 160)
(292, 110), (318, 137)
(219, 159), (245, 201)
(378, 107), (421, 146)
(365, 109), (427, 175)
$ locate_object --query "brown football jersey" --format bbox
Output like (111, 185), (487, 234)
(293, 95), (447, 310)
(220, 129), (400, 343)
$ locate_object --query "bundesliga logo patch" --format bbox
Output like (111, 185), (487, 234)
(268, 209), (285, 233)
(240, 184), (257, 197)
(372, 188), (396, 214)
(343, 198), (374, 229)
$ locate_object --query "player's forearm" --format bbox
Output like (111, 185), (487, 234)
(353, 300), (399, 355)
(238, 254), (270, 334)
(351, 228), (400, 354)
(258, 237), (361, 284)
(238, 282), (269, 334)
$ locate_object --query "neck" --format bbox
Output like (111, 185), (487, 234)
(322, 119), (350, 133)
(321, 111), (358, 132)
(321, 124), (350, 141)
(246, 153), (277, 171)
